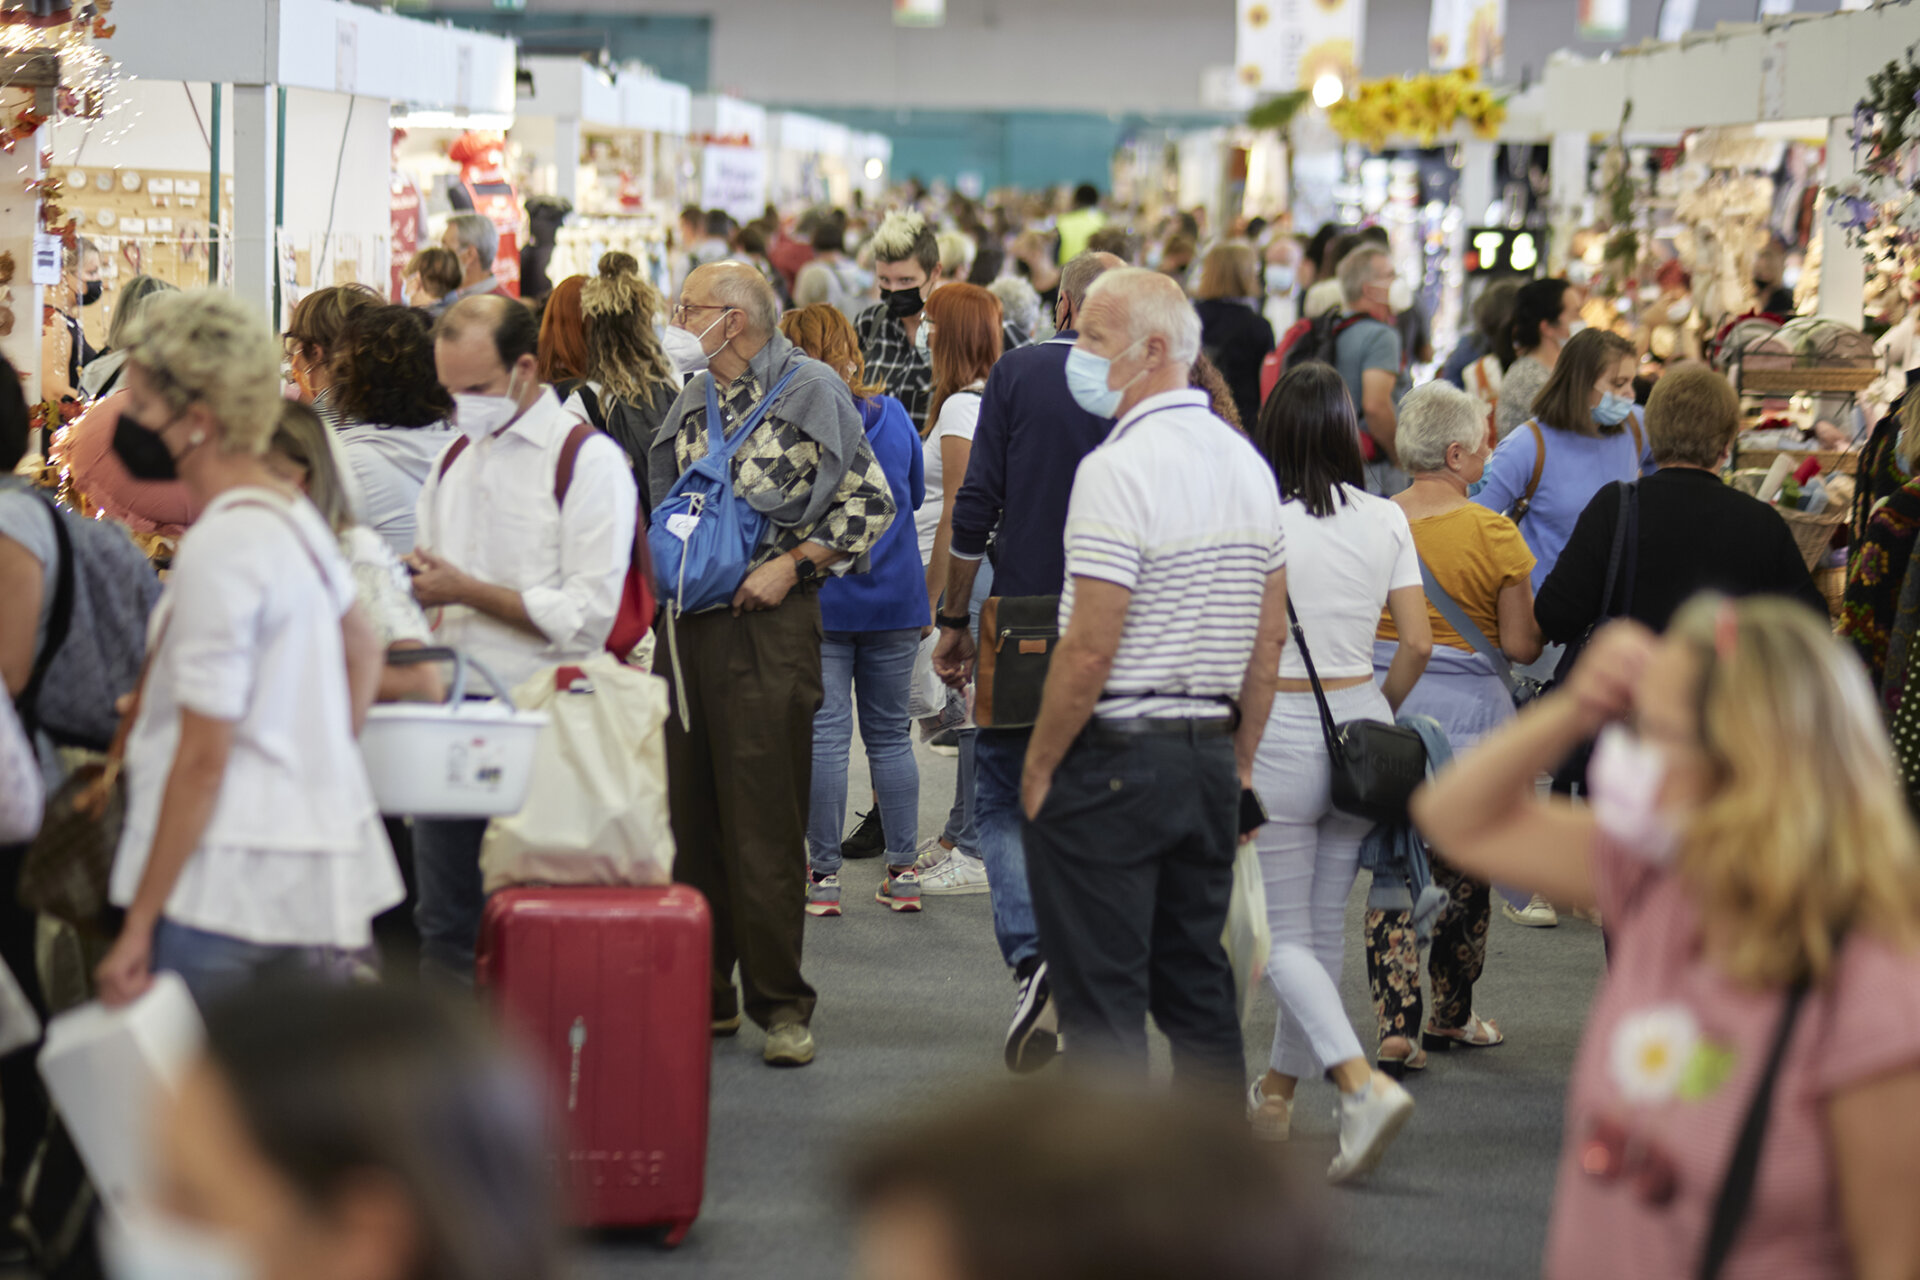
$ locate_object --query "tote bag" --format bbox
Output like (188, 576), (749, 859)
(480, 652), (676, 893)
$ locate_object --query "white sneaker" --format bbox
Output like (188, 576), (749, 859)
(1247, 1077), (1292, 1143)
(1502, 894), (1559, 928)
(1328, 1072), (1414, 1184)
(920, 850), (990, 896)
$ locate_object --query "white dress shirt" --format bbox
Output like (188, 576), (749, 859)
(413, 385), (639, 689)
(110, 488), (402, 948)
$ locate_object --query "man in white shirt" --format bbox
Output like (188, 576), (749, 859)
(406, 294), (638, 984)
(1020, 268), (1289, 1089)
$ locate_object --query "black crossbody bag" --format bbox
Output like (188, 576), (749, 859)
(1286, 600), (1427, 825)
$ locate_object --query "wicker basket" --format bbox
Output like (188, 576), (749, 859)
(1726, 468), (1850, 570)
(1814, 565), (1846, 621)
(1728, 447), (1860, 478)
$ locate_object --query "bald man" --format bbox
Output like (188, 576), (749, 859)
(654, 261), (896, 1067)
(408, 294), (639, 984)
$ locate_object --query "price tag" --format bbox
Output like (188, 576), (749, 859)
(30, 234), (59, 285)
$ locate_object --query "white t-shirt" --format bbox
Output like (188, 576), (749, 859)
(1277, 485), (1420, 680)
(1061, 389), (1286, 719)
(111, 488), (402, 949)
(916, 387), (982, 564)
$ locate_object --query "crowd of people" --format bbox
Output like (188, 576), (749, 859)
(6, 177), (1920, 1280)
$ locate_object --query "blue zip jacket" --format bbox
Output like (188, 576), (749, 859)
(820, 393), (926, 632)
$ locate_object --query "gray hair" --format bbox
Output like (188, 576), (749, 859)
(1395, 380), (1486, 473)
(1060, 250), (1121, 317)
(446, 213), (498, 270)
(988, 276), (1041, 335)
(700, 260), (780, 337)
(107, 274), (177, 351)
(1084, 267), (1200, 368)
(1337, 243), (1391, 306)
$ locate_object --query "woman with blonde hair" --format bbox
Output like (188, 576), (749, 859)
(778, 305), (928, 916)
(1193, 242), (1276, 429)
(1416, 597), (1920, 1280)
(93, 289), (399, 1007)
(558, 253), (682, 515)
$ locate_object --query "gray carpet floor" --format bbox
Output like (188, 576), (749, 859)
(576, 737), (1603, 1280)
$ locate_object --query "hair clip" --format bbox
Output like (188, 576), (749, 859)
(1714, 599), (1739, 662)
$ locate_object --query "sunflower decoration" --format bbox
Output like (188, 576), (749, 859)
(1295, 37), (1356, 92)
(1324, 67), (1506, 149)
(1244, 2), (1270, 27)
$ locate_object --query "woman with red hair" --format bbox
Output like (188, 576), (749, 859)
(536, 275), (588, 387)
(913, 282), (1003, 894)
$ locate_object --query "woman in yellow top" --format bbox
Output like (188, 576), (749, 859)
(1369, 381), (1543, 1074)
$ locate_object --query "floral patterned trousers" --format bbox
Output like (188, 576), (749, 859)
(1364, 855), (1490, 1044)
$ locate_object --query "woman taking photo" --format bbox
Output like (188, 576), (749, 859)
(559, 252), (682, 517)
(913, 282), (1003, 894)
(1192, 242), (1276, 430)
(778, 305), (927, 916)
(94, 289), (400, 1008)
(1367, 381), (1541, 1073)
(1474, 326), (1648, 590)
(1247, 363), (1432, 1183)
(1415, 599), (1920, 1280)
(1494, 277), (1580, 441)
(328, 305), (458, 557)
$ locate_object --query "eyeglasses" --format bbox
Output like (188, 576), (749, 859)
(671, 301), (733, 325)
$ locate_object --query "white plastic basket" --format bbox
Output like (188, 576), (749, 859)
(359, 648), (548, 819)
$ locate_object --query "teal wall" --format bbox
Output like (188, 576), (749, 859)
(790, 108), (1231, 193)
(407, 10), (713, 92)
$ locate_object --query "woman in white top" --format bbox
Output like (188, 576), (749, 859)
(328, 303), (459, 557)
(94, 290), (401, 1010)
(1247, 363), (1433, 1182)
(912, 283), (1004, 885)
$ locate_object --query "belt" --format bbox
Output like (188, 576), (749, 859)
(1088, 716), (1235, 738)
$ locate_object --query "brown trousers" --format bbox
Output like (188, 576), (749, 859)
(658, 589), (823, 1030)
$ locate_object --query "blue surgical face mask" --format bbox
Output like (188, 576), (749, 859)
(1065, 340), (1144, 419)
(1593, 390), (1635, 427)
(1265, 264), (1295, 295)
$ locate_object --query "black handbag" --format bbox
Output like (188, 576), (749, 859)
(1286, 600), (1428, 825)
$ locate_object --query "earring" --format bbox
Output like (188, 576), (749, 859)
(187, 431), (206, 447)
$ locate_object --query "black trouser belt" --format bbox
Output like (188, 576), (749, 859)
(1088, 716), (1234, 739)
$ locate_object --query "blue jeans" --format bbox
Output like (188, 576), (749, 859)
(809, 628), (921, 874)
(412, 817), (488, 986)
(151, 919), (345, 1008)
(972, 726), (1040, 970)
(940, 561), (993, 853)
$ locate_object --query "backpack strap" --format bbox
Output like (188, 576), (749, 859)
(574, 384), (607, 432)
(554, 421), (596, 507)
(436, 435), (470, 481)
(1511, 419), (1548, 522)
(15, 488), (76, 736)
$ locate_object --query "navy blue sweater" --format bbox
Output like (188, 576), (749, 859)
(948, 333), (1114, 599)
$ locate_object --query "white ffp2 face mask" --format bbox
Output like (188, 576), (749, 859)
(1588, 725), (1681, 864)
(453, 368), (525, 441)
(663, 311), (731, 377)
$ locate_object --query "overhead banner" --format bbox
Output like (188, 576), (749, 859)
(1428, 0), (1505, 77)
(893, 0), (944, 27)
(701, 146), (767, 223)
(1578, 0), (1627, 41)
(1236, 0), (1366, 93)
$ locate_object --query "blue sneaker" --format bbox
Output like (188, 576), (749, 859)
(806, 871), (842, 918)
(876, 867), (922, 912)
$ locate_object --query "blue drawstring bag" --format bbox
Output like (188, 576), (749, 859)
(648, 366), (800, 615)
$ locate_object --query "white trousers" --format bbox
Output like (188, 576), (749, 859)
(1252, 683), (1392, 1079)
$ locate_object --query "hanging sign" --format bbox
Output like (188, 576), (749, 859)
(701, 146), (767, 223)
(1578, 0), (1627, 41)
(1236, 0), (1366, 93)
(894, 0), (944, 27)
(1428, 0), (1505, 77)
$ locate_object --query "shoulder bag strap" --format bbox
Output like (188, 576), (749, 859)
(1601, 482), (1640, 620)
(1513, 419), (1548, 522)
(436, 434), (470, 480)
(1284, 598), (1343, 755)
(1416, 554), (1517, 692)
(1697, 980), (1812, 1280)
(703, 366), (803, 462)
(1628, 411), (1645, 464)
(15, 489), (76, 734)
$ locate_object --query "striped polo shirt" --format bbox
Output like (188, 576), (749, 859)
(1059, 388), (1286, 719)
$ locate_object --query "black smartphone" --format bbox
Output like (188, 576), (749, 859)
(1237, 787), (1269, 838)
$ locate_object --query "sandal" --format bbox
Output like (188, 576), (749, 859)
(1423, 1012), (1504, 1052)
(1376, 1034), (1428, 1078)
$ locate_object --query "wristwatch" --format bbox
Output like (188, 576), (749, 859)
(792, 555), (820, 585)
(935, 612), (972, 630)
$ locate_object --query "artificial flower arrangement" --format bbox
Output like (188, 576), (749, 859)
(1821, 45), (1920, 247)
(1325, 66), (1506, 150)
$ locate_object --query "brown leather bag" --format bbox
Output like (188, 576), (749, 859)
(975, 594), (1059, 729)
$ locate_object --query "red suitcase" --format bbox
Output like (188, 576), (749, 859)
(477, 885), (711, 1244)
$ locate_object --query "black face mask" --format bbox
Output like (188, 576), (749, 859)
(80, 279), (102, 307)
(112, 412), (180, 482)
(882, 285), (925, 320)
